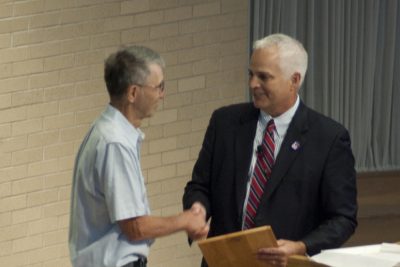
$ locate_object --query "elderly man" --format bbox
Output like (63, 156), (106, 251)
(69, 46), (208, 267)
(183, 33), (357, 267)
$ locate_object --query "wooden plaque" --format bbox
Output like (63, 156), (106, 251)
(197, 226), (278, 267)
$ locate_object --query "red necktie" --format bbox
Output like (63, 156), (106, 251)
(243, 119), (275, 229)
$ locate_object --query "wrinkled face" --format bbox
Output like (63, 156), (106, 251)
(134, 63), (165, 119)
(249, 46), (298, 117)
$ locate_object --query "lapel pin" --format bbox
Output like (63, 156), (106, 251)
(291, 141), (300, 151)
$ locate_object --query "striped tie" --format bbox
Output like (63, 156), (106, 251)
(243, 119), (275, 229)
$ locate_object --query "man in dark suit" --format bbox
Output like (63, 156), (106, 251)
(183, 33), (357, 267)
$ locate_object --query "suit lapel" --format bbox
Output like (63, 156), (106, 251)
(262, 102), (309, 200)
(234, 105), (259, 217)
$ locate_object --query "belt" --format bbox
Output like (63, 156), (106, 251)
(122, 256), (147, 267)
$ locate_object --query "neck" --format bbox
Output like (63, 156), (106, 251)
(110, 100), (141, 128)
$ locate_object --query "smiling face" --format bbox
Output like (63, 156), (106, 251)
(249, 46), (300, 117)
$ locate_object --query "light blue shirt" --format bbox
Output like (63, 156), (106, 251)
(69, 104), (152, 267)
(242, 95), (300, 228)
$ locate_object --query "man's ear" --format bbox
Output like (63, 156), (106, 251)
(126, 84), (139, 103)
(291, 72), (301, 90)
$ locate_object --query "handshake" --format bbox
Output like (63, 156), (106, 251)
(182, 202), (209, 241)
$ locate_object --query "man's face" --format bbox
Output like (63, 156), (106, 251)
(135, 63), (165, 119)
(249, 46), (297, 117)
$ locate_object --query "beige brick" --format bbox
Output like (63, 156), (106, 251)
(43, 229), (67, 246)
(0, 165), (28, 184)
(44, 113), (75, 130)
(12, 148), (43, 165)
(60, 125), (89, 142)
(0, 136), (27, 153)
(58, 213), (69, 229)
(148, 164), (176, 182)
(75, 79), (105, 96)
(164, 6), (192, 22)
(146, 181), (162, 197)
(30, 12), (61, 29)
(150, 23), (179, 39)
(163, 92), (191, 109)
(0, 17), (29, 34)
(90, 63), (103, 78)
(0, 106), (26, 124)
(12, 176), (43, 196)
(44, 143), (75, 160)
(141, 153), (162, 169)
(0, 152), (11, 168)
(12, 118), (43, 136)
(104, 16), (134, 32)
(13, 234), (43, 253)
(74, 50), (104, 66)
(177, 160), (195, 176)
(0, 93), (11, 109)
(0, 195), (26, 213)
(0, 63), (12, 79)
(193, 1), (220, 17)
(44, 0), (75, 11)
(0, 4), (12, 19)
(149, 109), (177, 125)
(163, 120), (192, 137)
(121, 27), (149, 44)
(165, 35), (193, 51)
(58, 185), (71, 200)
(42, 201), (69, 217)
(29, 42), (61, 59)
(14, 0), (44, 16)
(44, 84), (74, 101)
(12, 58), (44, 76)
(162, 148), (190, 164)
(193, 58), (220, 74)
(60, 37), (91, 54)
(60, 7), (92, 24)
(149, 137), (177, 154)
(12, 89), (44, 107)
(0, 47), (29, 64)
(44, 172), (71, 189)
(12, 206), (42, 224)
(28, 217), (58, 235)
(179, 17), (208, 34)
(27, 102), (59, 119)
(0, 212), (12, 227)
(60, 66), (91, 84)
(0, 124), (12, 139)
(0, 76), (29, 94)
(0, 33), (11, 48)
(178, 75), (205, 92)
(0, 240), (12, 256)
(91, 2), (121, 19)
(221, 0), (248, 13)
(192, 87), (219, 104)
(133, 11), (164, 27)
(74, 21), (105, 37)
(148, 191), (181, 209)
(142, 125), (164, 140)
(27, 189), (58, 208)
(76, 108), (103, 125)
(121, 0), (150, 14)
(30, 71), (60, 89)
(28, 131), (59, 148)
(91, 32), (121, 49)
(193, 30), (221, 46)
(28, 159), (58, 177)
(26, 245), (63, 264)
(44, 54), (74, 72)
(59, 94), (107, 113)
(178, 46), (208, 63)
(0, 223), (27, 242)
(165, 63), (193, 79)
(0, 182), (11, 197)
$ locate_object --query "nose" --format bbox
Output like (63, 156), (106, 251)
(249, 74), (260, 90)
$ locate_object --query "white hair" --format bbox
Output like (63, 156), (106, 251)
(253, 33), (308, 87)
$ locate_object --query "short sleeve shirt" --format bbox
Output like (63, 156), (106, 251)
(69, 105), (152, 267)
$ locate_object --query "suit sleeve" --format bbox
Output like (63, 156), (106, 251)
(301, 128), (358, 255)
(182, 111), (217, 220)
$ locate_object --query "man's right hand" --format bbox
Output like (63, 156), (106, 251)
(184, 202), (209, 240)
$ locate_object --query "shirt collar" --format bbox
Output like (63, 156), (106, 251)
(260, 95), (300, 137)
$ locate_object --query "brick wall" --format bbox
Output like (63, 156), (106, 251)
(0, 1), (249, 266)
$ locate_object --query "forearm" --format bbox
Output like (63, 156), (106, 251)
(118, 214), (190, 241)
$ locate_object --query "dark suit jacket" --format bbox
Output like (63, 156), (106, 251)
(183, 101), (357, 257)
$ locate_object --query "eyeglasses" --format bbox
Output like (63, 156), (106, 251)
(137, 81), (165, 93)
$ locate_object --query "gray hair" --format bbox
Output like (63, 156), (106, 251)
(104, 46), (165, 98)
(253, 33), (308, 87)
